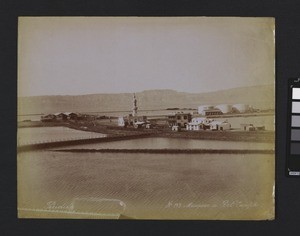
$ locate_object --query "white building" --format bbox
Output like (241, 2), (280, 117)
(198, 105), (214, 114)
(240, 123), (255, 131)
(198, 105), (223, 116)
(209, 120), (231, 131)
(118, 117), (126, 127)
(118, 115), (147, 127)
(167, 112), (192, 128)
(186, 117), (212, 131)
(171, 125), (181, 131)
(201, 108), (223, 116)
(215, 104), (232, 114)
(232, 104), (249, 113)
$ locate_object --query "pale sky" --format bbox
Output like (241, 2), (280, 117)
(18, 17), (275, 97)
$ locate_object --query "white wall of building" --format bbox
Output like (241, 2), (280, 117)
(215, 104), (232, 114)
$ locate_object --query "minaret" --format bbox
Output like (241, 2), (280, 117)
(132, 93), (138, 116)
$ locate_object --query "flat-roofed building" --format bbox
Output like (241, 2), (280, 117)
(186, 117), (211, 131)
(209, 120), (231, 131)
(167, 112), (192, 128)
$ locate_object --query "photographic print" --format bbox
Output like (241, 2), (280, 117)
(17, 17), (275, 219)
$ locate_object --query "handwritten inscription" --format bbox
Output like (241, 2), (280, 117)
(165, 200), (258, 209)
(222, 200), (258, 209)
(46, 198), (126, 213)
(47, 201), (74, 211)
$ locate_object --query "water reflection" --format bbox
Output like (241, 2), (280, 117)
(18, 151), (274, 219)
(57, 137), (274, 150)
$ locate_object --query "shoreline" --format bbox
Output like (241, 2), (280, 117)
(17, 114), (275, 153)
(17, 119), (274, 143)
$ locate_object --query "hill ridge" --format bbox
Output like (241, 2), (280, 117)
(18, 85), (274, 114)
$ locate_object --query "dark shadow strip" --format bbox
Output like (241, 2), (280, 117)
(51, 149), (274, 154)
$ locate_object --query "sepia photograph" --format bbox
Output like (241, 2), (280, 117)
(17, 17), (275, 220)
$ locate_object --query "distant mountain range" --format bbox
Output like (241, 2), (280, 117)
(18, 85), (274, 115)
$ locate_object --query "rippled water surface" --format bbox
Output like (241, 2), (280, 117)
(57, 137), (274, 150)
(18, 148), (274, 219)
(18, 127), (107, 145)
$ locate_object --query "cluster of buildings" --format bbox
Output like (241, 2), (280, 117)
(198, 104), (256, 116)
(41, 112), (79, 122)
(117, 94), (233, 131)
(167, 113), (231, 131)
(44, 94), (262, 132)
(41, 112), (98, 122)
(186, 117), (230, 131)
(118, 114), (149, 128)
(118, 94), (151, 128)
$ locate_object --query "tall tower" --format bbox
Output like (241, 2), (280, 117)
(132, 93), (138, 116)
